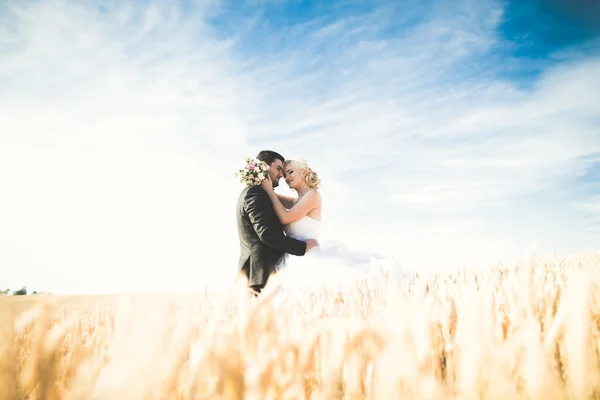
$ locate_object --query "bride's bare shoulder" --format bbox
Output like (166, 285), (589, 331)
(309, 189), (322, 201)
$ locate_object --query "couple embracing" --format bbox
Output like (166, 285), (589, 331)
(236, 150), (400, 299)
(235, 150), (322, 296)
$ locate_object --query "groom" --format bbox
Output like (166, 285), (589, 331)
(236, 150), (318, 295)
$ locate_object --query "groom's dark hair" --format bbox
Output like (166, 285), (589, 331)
(256, 150), (285, 165)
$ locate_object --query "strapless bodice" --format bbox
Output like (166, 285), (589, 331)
(284, 216), (321, 241)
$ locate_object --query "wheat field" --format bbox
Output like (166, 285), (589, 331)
(2, 251), (600, 400)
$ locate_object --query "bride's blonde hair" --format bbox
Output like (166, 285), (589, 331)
(284, 158), (321, 189)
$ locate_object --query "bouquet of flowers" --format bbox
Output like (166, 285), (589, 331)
(234, 157), (270, 187)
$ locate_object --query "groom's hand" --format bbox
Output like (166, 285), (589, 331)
(305, 239), (319, 252)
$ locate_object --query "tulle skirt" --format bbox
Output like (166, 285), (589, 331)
(270, 240), (412, 307)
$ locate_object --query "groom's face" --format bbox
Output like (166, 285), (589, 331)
(268, 159), (284, 188)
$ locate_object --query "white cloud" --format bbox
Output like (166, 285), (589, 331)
(576, 195), (600, 233)
(357, 58), (600, 211)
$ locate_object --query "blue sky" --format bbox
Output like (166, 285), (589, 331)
(1, 0), (599, 294)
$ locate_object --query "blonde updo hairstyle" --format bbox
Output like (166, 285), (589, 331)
(284, 158), (321, 190)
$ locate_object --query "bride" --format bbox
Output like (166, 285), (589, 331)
(260, 158), (407, 297)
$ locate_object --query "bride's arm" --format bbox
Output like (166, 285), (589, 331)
(276, 194), (295, 209)
(261, 180), (320, 224)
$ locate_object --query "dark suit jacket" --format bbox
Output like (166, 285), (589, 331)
(236, 185), (306, 288)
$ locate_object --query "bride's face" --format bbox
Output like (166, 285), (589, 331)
(284, 165), (306, 189)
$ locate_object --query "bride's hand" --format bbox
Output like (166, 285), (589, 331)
(261, 175), (273, 192)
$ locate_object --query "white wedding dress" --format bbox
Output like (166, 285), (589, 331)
(271, 216), (411, 302)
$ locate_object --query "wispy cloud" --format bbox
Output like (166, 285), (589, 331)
(576, 195), (600, 232)
(1, 0), (599, 292)
(246, 18), (600, 212)
(579, 196), (600, 214)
